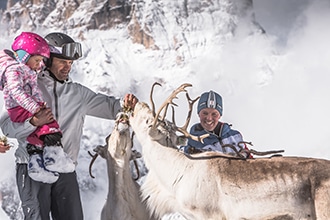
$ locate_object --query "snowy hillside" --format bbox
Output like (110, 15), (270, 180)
(1, 0), (330, 219)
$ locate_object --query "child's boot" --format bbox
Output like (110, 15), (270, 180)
(27, 144), (59, 184)
(43, 144), (75, 173)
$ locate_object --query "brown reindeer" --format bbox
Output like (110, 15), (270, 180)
(91, 113), (152, 220)
(129, 83), (330, 220)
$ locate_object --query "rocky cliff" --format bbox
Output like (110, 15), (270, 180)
(1, 0), (263, 51)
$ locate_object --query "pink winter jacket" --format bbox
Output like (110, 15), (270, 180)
(0, 49), (43, 114)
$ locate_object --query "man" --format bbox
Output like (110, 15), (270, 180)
(0, 32), (138, 220)
(184, 90), (250, 158)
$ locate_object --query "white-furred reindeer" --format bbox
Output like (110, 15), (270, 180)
(91, 112), (152, 220)
(129, 83), (330, 220)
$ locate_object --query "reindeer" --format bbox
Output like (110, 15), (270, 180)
(129, 82), (330, 220)
(91, 112), (152, 220)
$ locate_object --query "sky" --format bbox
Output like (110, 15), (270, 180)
(1, 0), (330, 219)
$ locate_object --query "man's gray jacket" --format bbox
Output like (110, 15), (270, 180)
(0, 70), (122, 165)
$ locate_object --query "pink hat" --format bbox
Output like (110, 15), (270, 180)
(12, 32), (50, 58)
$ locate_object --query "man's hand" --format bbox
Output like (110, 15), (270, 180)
(123, 94), (139, 112)
(0, 136), (11, 153)
(30, 107), (55, 127)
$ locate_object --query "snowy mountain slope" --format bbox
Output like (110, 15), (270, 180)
(0, 0), (330, 219)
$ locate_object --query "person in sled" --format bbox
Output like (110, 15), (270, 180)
(184, 90), (252, 158)
(0, 32), (74, 184)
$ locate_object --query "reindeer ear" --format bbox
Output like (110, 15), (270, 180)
(176, 135), (187, 146)
(93, 145), (108, 159)
(130, 150), (142, 160)
(148, 126), (164, 141)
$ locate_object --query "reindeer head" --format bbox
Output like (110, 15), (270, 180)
(129, 83), (209, 149)
(107, 112), (132, 160)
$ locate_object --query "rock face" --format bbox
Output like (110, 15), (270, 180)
(1, 0), (130, 31)
(1, 0), (263, 51)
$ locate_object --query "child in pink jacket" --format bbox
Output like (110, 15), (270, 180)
(0, 32), (74, 183)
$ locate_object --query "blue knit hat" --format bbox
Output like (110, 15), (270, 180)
(197, 90), (223, 115)
(14, 49), (31, 64)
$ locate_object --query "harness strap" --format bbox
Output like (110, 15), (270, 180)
(214, 122), (224, 143)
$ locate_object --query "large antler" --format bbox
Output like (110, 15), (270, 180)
(150, 82), (162, 117)
(172, 93), (209, 143)
(152, 83), (192, 128)
(150, 82), (209, 143)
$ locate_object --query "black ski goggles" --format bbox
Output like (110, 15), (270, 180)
(61, 42), (82, 60)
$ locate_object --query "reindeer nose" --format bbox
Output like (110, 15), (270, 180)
(117, 121), (129, 132)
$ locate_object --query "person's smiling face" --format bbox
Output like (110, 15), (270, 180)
(198, 108), (221, 131)
(49, 57), (73, 81)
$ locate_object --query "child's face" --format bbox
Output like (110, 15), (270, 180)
(26, 55), (44, 71)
